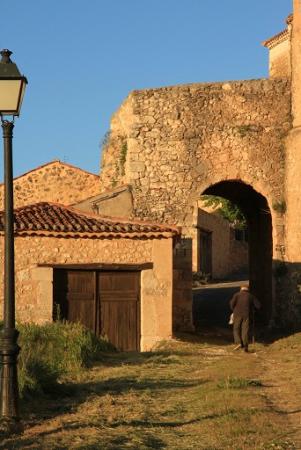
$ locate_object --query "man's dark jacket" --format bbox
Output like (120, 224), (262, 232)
(230, 290), (261, 319)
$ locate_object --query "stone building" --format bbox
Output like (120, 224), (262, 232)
(1, 1), (301, 339)
(73, 184), (248, 280)
(192, 206), (248, 280)
(0, 202), (179, 351)
(262, 14), (293, 79)
(97, 1), (301, 328)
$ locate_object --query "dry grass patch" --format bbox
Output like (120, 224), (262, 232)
(0, 333), (298, 449)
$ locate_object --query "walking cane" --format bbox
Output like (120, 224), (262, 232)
(252, 307), (255, 346)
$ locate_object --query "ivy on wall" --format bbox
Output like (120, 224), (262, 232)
(202, 195), (247, 229)
(119, 141), (127, 176)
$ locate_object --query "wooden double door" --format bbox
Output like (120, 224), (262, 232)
(53, 269), (140, 351)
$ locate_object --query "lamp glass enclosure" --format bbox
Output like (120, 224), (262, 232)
(0, 78), (27, 116)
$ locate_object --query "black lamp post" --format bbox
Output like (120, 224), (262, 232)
(0, 49), (27, 434)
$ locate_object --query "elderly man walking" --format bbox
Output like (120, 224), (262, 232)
(230, 285), (261, 352)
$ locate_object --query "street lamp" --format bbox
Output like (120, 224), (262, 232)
(0, 49), (27, 434)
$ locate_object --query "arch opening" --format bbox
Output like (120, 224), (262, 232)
(196, 180), (272, 327)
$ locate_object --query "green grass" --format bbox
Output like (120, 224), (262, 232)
(217, 376), (263, 389)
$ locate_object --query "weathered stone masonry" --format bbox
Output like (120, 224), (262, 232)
(99, 78), (292, 326)
(0, 218), (176, 351)
(0, 160), (100, 209)
(101, 78), (290, 234)
(4, 5), (301, 332)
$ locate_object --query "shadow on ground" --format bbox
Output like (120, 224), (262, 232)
(1, 325), (297, 449)
(0, 344), (209, 449)
(3, 278), (299, 448)
(0, 370), (207, 449)
(1, 430), (167, 450)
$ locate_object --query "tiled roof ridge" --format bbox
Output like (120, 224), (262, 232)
(0, 160), (99, 186)
(262, 13), (293, 50)
(2, 201), (180, 237)
(15, 201), (180, 231)
(286, 13), (293, 25)
(262, 28), (289, 49)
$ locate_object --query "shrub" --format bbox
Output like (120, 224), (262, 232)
(12, 321), (115, 397)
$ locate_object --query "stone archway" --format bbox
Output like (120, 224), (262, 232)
(202, 180), (273, 324)
(99, 72), (294, 330)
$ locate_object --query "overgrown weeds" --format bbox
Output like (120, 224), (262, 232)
(17, 321), (115, 397)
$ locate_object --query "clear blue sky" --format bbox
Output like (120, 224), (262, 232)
(0, 0), (292, 179)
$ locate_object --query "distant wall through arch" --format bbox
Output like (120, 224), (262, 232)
(202, 180), (273, 323)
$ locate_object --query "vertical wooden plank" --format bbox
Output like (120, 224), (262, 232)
(53, 269), (95, 332)
(98, 271), (140, 351)
(136, 272), (141, 350)
(54, 269), (141, 351)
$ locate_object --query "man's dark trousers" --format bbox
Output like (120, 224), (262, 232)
(233, 316), (249, 348)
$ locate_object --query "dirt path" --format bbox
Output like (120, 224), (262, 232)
(260, 347), (301, 448)
(193, 282), (301, 446)
(1, 332), (301, 449)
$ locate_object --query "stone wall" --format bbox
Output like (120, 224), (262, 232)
(229, 230), (248, 276)
(99, 99), (134, 189)
(99, 77), (292, 326)
(100, 78), (291, 247)
(0, 235), (175, 351)
(279, 2), (301, 327)
(268, 38), (291, 78)
(191, 208), (248, 279)
(173, 238), (193, 331)
(0, 160), (100, 209)
(195, 209), (229, 279)
(74, 185), (133, 217)
(262, 15), (292, 80)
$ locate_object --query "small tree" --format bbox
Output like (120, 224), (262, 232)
(201, 195), (247, 229)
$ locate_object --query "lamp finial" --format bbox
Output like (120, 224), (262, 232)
(0, 50), (13, 64)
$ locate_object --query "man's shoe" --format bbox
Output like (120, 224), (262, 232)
(244, 346), (249, 353)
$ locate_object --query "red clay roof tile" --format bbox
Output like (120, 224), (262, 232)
(0, 202), (180, 239)
(262, 29), (289, 49)
(262, 13), (292, 49)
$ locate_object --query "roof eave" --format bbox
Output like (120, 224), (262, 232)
(262, 29), (289, 49)
(0, 230), (178, 239)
